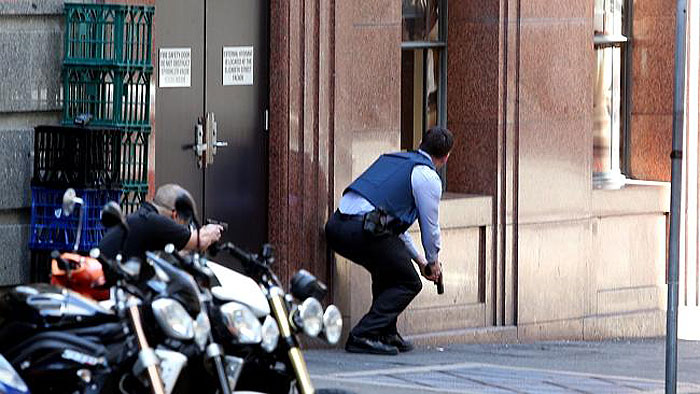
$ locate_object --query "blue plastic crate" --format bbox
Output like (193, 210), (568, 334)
(29, 187), (122, 252)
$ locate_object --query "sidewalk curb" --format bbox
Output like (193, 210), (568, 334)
(405, 326), (519, 346)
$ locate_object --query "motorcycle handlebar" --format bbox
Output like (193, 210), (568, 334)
(219, 242), (255, 263)
(51, 250), (73, 273)
(91, 250), (129, 286)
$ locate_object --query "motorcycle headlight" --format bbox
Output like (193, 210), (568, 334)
(220, 302), (262, 344)
(152, 298), (195, 340)
(193, 311), (211, 350)
(297, 297), (323, 337)
(0, 354), (28, 393)
(261, 315), (280, 353)
(322, 304), (343, 345)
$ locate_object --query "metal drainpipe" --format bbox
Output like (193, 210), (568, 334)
(665, 0), (688, 392)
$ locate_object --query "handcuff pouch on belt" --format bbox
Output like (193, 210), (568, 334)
(363, 208), (407, 237)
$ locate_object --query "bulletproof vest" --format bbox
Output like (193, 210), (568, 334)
(344, 151), (436, 228)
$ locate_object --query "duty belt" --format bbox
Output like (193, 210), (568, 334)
(336, 210), (364, 222)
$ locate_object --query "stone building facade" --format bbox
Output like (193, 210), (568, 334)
(0, 0), (63, 285)
(2, 0), (698, 343)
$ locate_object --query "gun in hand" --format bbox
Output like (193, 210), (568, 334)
(206, 218), (229, 232)
(424, 262), (444, 295)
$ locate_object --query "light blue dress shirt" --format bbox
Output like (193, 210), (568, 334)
(338, 150), (442, 263)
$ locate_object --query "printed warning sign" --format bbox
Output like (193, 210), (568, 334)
(223, 46), (254, 86)
(159, 48), (191, 88)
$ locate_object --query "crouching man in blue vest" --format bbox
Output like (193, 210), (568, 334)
(325, 126), (454, 355)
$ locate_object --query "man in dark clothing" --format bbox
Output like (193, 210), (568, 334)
(99, 183), (223, 260)
(325, 126), (453, 355)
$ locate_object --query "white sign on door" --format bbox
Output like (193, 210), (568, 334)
(159, 48), (191, 88)
(223, 46), (254, 86)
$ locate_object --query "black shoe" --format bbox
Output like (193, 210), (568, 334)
(345, 334), (399, 355)
(383, 333), (414, 352)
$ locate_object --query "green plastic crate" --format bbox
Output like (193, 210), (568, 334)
(64, 3), (154, 68)
(121, 184), (148, 215)
(62, 65), (152, 128)
(120, 128), (150, 189)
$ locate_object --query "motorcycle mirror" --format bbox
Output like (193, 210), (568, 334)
(290, 269), (328, 301)
(261, 244), (275, 265)
(175, 193), (200, 227)
(100, 201), (127, 229)
(62, 188), (84, 216)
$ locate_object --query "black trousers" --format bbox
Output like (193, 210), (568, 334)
(325, 211), (422, 338)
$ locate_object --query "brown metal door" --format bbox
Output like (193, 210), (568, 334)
(204, 0), (268, 252)
(155, 0), (268, 255)
(154, 0), (205, 205)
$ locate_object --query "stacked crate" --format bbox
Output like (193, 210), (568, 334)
(29, 126), (124, 281)
(29, 3), (154, 281)
(62, 3), (154, 214)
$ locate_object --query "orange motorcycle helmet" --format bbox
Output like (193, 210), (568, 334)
(51, 252), (110, 301)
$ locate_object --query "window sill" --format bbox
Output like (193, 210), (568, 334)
(406, 193), (492, 232)
(592, 180), (670, 217)
(433, 193), (492, 229)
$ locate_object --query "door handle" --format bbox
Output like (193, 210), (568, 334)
(183, 120), (208, 169)
(206, 112), (228, 167)
(186, 113), (228, 169)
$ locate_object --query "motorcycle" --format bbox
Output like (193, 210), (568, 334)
(77, 200), (241, 394)
(207, 242), (343, 394)
(0, 354), (29, 394)
(141, 250), (243, 394)
(0, 191), (187, 394)
(0, 262), (143, 394)
(35, 189), (349, 393)
(163, 194), (348, 394)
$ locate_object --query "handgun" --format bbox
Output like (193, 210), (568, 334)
(424, 262), (444, 295)
(206, 218), (229, 232)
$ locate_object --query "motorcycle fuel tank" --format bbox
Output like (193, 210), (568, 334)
(208, 262), (270, 317)
(0, 283), (114, 329)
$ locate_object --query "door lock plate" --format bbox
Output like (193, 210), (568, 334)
(189, 113), (228, 169)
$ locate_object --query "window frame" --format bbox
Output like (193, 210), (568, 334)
(401, 0), (449, 137)
(592, 0), (633, 187)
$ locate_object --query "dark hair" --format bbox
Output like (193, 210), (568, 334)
(419, 126), (454, 158)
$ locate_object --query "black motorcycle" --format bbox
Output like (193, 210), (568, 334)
(0, 193), (197, 394)
(166, 194), (349, 394)
(95, 200), (241, 394)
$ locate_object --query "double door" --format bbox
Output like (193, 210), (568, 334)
(155, 0), (268, 255)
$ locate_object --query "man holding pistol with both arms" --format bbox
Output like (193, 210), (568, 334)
(325, 126), (453, 355)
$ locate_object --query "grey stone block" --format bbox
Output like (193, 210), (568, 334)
(0, 15), (63, 113)
(0, 128), (34, 209)
(0, 0), (63, 15)
(0, 224), (30, 286)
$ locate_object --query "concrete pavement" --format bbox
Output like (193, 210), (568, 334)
(307, 338), (700, 393)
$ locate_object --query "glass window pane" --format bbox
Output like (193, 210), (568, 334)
(426, 49), (440, 129)
(593, 46), (622, 174)
(595, 0), (624, 36)
(594, 0), (605, 33)
(611, 0), (623, 35)
(401, 48), (443, 150)
(610, 46), (622, 170)
(401, 49), (423, 150)
(402, 0), (440, 42)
